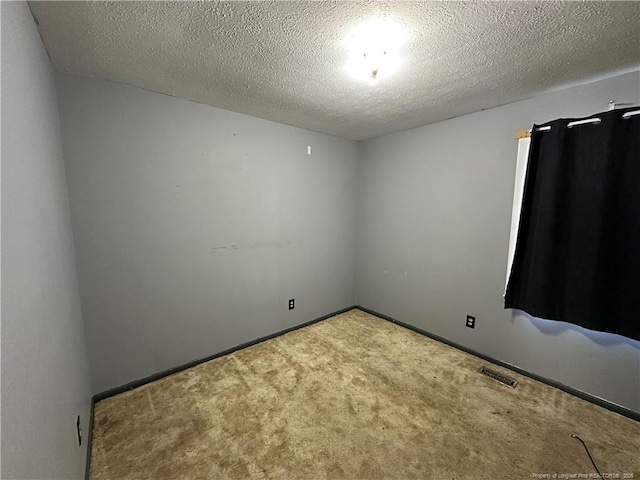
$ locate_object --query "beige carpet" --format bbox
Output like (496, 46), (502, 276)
(90, 309), (640, 479)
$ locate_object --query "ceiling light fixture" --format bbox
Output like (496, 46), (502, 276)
(345, 18), (408, 85)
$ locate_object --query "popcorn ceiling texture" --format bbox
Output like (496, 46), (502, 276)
(30, 1), (640, 141)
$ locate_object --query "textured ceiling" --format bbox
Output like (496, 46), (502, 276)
(30, 1), (640, 141)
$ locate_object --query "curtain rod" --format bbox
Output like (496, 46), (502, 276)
(514, 109), (640, 139)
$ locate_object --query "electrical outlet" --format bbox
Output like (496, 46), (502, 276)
(288, 299), (295, 310)
(466, 315), (476, 329)
(76, 415), (82, 446)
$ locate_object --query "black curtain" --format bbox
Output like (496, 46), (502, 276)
(505, 107), (640, 341)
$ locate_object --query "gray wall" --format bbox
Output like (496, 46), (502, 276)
(56, 73), (359, 393)
(356, 71), (640, 412)
(1, 2), (92, 479)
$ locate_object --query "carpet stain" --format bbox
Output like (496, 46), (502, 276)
(90, 309), (640, 479)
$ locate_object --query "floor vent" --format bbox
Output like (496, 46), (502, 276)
(479, 367), (518, 388)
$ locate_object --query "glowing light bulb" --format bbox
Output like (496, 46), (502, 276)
(345, 18), (408, 84)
